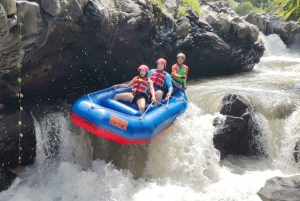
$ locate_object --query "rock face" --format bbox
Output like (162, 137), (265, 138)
(244, 12), (273, 35)
(0, 168), (16, 192)
(258, 175), (300, 201)
(244, 12), (300, 52)
(213, 94), (266, 159)
(0, 109), (36, 169)
(0, 0), (265, 103)
(270, 16), (300, 52)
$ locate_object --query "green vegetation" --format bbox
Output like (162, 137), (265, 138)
(217, 0), (297, 18)
(226, 0), (239, 10)
(277, 0), (300, 21)
(177, 0), (201, 18)
(177, 6), (187, 18)
(153, 0), (164, 12)
(235, 1), (255, 16)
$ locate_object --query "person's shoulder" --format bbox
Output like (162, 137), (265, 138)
(164, 71), (171, 77)
(184, 64), (189, 69)
(149, 69), (155, 73)
(172, 64), (177, 68)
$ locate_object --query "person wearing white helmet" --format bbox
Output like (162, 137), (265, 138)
(148, 58), (173, 107)
(113, 65), (155, 114)
(171, 53), (189, 90)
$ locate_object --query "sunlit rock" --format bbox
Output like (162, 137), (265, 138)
(258, 176), (300, 201)
(175, 16), (190, 37)
(0, 0), (16, 16)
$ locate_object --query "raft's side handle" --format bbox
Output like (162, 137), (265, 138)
(87, 94), (95, 109)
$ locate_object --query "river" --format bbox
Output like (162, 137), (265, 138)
(0, 34), (299, 201)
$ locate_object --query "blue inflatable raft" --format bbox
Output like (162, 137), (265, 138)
(70, 87), (188, 144)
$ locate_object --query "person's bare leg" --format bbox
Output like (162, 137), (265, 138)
(154, 90), (163, 107)
(137, 98), (146, 114)
(113, 93), (134, 102)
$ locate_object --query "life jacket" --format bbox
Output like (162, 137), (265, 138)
(150, 69), (166, 89)
(173, 64), (186, 84)
(132, 76), (149, 97)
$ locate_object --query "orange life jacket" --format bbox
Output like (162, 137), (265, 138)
(150, 70), (166, 89)
(132, 76), (149, 97)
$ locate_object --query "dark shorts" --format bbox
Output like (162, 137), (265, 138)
(171, 79), (183, 95)
(131, 93), (148, 104)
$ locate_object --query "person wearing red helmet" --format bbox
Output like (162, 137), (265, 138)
(148, 58), (173, 107)
(112, 65), (155, 114)
(171, 53), (189, 91)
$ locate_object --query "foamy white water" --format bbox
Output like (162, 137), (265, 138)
(1, 34), (300, 201)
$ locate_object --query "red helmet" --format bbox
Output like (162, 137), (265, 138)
(156, 58), (167, 66)
(138, 65), (149, 72)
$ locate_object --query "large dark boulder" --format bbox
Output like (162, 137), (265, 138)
(0, 107), (36, 169)
(258, 176), (300, 201)
(213, 94), (266, 159)
(0, 168), (16, 192)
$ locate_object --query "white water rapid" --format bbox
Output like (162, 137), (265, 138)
(1, 33), (300, 201)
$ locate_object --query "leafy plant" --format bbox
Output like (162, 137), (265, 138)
(277, 0), (300, 21)
(177, 6), (187, 18)
(235, 1), (254, 16)
(176, 0), (201, 18)
(153, 0), (164, 12)
(183, 0), (201, 16)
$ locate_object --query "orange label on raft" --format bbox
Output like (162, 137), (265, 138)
(109, 115), (128, 130)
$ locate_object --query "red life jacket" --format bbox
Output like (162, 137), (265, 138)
(150, 70), (166, 89)
(132, 76), (149, 96)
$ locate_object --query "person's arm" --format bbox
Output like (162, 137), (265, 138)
(185, 65), (189, 78)
(171, 65), (182, 79)
(148, 79), (156, 102)
(113, 77), (136, 88)
(184, 66), (189, 90)
(164, 74), (173, 100)
(171, 65), (187, 79)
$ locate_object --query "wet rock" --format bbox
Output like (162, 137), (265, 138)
(294, 139), (300, 163)
(257, 175), (300, 201)
(0, 110), (36, 169)
(175, 17), (190, 37)
(231, 17), (259, 42)
(0, 1), (44, 75)
(213, 94), (266, 159)
(0, 168), (16, 192)
(41, 0), (61, 17)
(1, 0), (16, 16)
(245, 12), (300, 52)
(270, 17), (300, 52)
(163, 0), (177, 16)
(245, 12), (272, 35)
